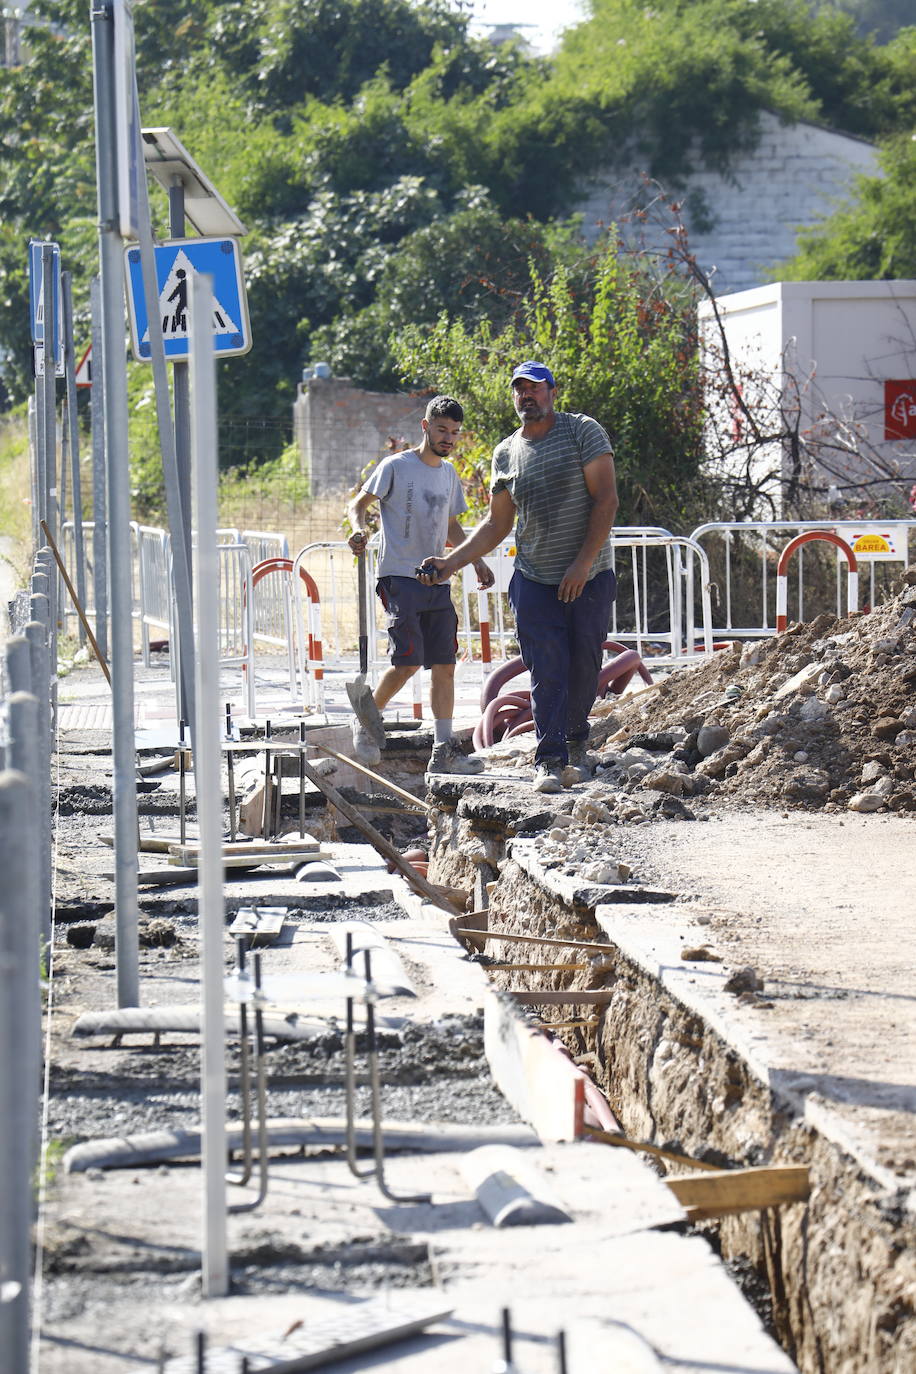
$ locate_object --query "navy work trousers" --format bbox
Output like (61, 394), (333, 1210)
(508, 568), (616, 766)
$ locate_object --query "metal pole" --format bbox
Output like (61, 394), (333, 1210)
(132, 100), (196, 733)
(169, 179), (193, 578)
(25, 614), (52, 953)
(40, 245), (58, 550)
(27, 396), (39, 549)
(90, 274), (109, 660)
(191, 271), (228, 1297)
(62, 272), (87, 642)
(0, 772), (41, 1374)
(91, 0), (139, 1008)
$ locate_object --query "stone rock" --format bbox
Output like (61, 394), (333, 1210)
(773, 662), (821, 700)
(696, 724), (730, 757)
(895, 731), (916, 749)
(681, 945), (723, 962)
(861, 761), (886, 785)
(581, 860), (626, 885)
(642, 766), (688, 796)
(799, 697), (829, 724)
(848, 792), (886, 813)
(824, 683), (844, 704)
(784, 770), (831, 801)
(903, 708), (916, 730)
(626, 762), (656, 783)
(623, 731), (679, 752)
(695, 742), (749, 779)
(756, 712), (786, 737)
(873, 717), (905, 742)
(723, 966), (764, 994)
(571, 796), (613, 825)
(651, 795), (695, 820)
(793, 751), (809, 764)
(740, 641), (767, 667)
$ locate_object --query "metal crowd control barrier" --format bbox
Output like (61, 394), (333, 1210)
(242, 529), (289, 566)
(0, 554), (54, 1374)
(689, 520), (916, 639)
(132, 522), (172, 666)
(458, 529), (713, 669)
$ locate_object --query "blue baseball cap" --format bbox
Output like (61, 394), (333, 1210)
(511, 361), (556, 388)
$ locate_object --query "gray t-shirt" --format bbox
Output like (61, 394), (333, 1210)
(361, 449), (467, 578)
(491, 412), (614, 584)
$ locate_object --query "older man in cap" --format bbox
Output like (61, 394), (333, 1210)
(418, 362), (618, 793)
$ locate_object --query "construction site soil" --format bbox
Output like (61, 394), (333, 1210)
(32, 574), (916, 1373)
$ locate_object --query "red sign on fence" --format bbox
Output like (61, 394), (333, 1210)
(884, 381), (916, 439)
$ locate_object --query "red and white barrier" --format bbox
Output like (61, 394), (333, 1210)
(775, 532), (858, 633)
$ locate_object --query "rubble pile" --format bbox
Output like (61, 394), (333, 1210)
(590, 566), (916, 816)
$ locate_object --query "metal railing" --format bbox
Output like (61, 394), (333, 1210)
(690, 520), (916, 639)
(0, 550), (54, 1373)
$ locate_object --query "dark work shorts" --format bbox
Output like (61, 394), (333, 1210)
(376, 576), (458, 667)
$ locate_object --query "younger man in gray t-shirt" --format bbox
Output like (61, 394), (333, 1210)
(346, 395), (493, 773)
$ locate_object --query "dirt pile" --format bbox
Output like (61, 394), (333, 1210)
(591, 567), (916, 814)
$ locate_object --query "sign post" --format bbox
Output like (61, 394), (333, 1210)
(91, 0), (139, 1010)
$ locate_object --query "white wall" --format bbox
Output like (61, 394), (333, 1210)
(700, 281), (916, 509)
(577, 112), (879, 296)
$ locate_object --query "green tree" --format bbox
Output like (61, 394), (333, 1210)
(782, 129), (916, 279)
(396, 236), (705, 528)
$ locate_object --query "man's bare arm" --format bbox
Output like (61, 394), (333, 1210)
(418, 489), (516, 583)
(445, 515), (495, 589)
(558, 453), (619, 602)
(346, 490), (378, 552)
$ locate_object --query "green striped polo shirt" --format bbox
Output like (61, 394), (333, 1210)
(491, 411), (614, 585)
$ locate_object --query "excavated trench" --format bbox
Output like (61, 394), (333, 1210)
(425, 776), (916, 1374)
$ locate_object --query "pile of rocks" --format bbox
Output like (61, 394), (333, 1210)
(589, 567), (916, 816)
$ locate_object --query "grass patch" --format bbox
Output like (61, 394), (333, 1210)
(0, 412), (33, 582)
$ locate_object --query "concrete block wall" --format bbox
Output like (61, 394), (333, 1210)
(294, 376), (426, 498)
(576, 111), (879, 296)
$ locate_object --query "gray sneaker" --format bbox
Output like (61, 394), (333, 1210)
(563, 739), (597, 786)
(428, 738), (485, 774)
(533, 761), (565, 794)
(352, 721), (381, 766)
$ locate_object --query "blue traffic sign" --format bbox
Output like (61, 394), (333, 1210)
(124, 237), (251, 361)
(28, 239), (62, 360)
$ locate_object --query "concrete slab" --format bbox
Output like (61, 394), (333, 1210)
(40, 1140), (793, 1374)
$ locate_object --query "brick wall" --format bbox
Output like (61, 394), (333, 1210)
(294, 376), (426, 498)
(576, 112), (879, 296)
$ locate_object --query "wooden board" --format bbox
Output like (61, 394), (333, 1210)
(178, 837), (320, 857)
(167, 848), (330, 868)
(507, 989), (614, 1006)
(227, 907), (288, 944)
(665, 1166), (810, 1221)
(483, 986), (585, 1142)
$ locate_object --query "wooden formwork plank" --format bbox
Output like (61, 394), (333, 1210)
(665, 1166), (810, 1220)
(483, 986), (585, 1142)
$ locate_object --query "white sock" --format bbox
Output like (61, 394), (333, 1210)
(433, 719), (452, 745)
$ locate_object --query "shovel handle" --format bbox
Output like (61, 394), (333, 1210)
(357, 549), (368, 675)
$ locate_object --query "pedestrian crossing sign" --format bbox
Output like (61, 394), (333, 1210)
(124, 236), (251, 362)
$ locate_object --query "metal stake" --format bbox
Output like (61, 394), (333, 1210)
(225, 703), (237, 843)
(298, 720), (306, 838)
(261, 719), (272, 838)
(364, 949), (431, 1205)
(344, 932), (374, 1181)
(178, 718), (187, 846)
(228, 951), (268, 1214)
(226, 938), (252, 1187)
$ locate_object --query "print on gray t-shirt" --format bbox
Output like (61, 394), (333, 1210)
(361, 450), (467, 578)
